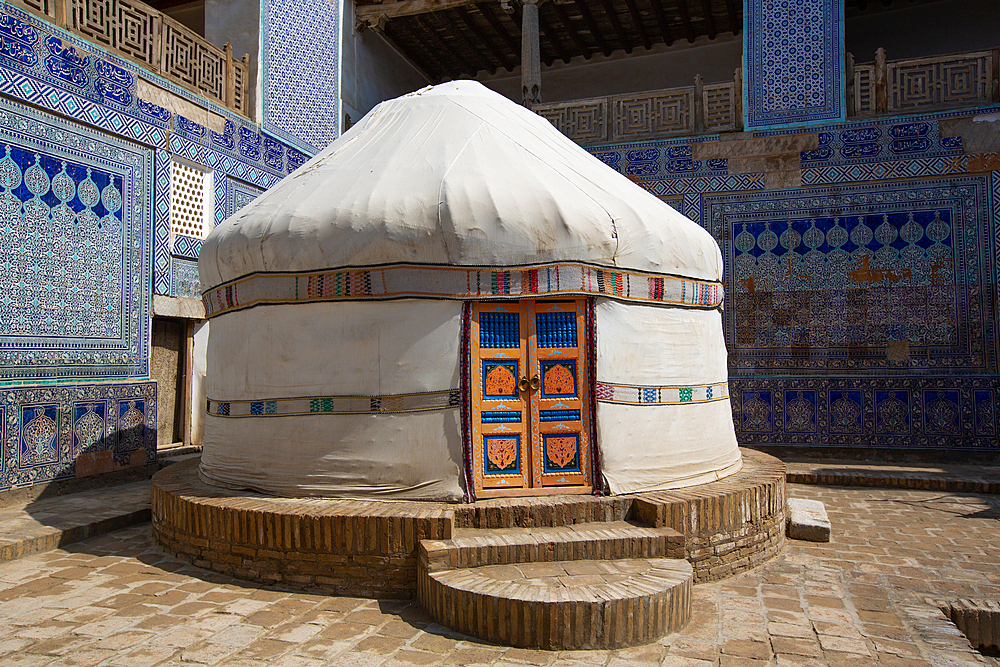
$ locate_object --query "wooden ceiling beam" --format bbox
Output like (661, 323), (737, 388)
(551, 1), (592, 60)
(622, 0), (652, 50)
(537, 10), (572, 64)
(437, 10), (498, 73)
(386, 21), (444, 80)
(647, 0), (674, 46)
(675, 0), (696, 42)
(722, 0), (738, 34)
(411, 14), (476, 77)
(597, 0), (631, 52)
(575, 0), (613, 56)
(699, 0), (717, 39)
(478, 2), (522, 57)
(356, 0), (481, 30)
(458, 6), (517, 71)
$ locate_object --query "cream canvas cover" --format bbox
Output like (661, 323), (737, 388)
(198, 80), (740, 501)
(199, 80), (723, 286)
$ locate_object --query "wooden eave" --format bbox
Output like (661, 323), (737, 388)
(356, 0), (743, 81)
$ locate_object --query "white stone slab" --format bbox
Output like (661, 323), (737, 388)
(787, 498), (831, 542)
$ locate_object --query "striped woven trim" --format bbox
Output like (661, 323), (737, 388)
(202, 262), (724, 317)
(207, 389), (460, 417)
(595, 381), (730, 405)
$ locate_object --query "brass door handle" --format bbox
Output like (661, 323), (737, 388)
(530, 374), (540, 390)
(518, 377), (530, 392)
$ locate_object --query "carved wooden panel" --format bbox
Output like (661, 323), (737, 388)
(69, 0), (159, 69)
(612, 89), (693, 141)
(888, 51), (994, 111)
(853, 64), (875, 115)
(703, 82), (735, 132)
(535, 97), (608, 144)
(231, 58), (248, 116)
(9, 0), (249, 114)
(161, 17), (225, 104)
(17, 0), (50, 16)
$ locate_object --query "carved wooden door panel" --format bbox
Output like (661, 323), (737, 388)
(529, 300), (592, 492)
(471, 300), (592, 498)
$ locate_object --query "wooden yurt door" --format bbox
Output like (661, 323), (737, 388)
(471, 300), (593, 498)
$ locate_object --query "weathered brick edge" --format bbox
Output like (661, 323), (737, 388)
(788, 471), (1000, 495)
(151, 461), (454, 599)
(419, 526), (686, 572)
(0, 508), (151, 563)
(632, 450), (788, 583)
(936, 598), (1000, 651)
(418, 558), (693, 650)
(453, 494), (634, 529)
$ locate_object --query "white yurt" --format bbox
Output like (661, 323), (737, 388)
(197, 80), (741, 502)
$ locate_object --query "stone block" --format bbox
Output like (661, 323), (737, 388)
(787, 498), (831, 542)
(939, 114), (1000, 153)
(691, 134), (819, 160)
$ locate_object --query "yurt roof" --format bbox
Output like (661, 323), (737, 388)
(199, 80), (724, 291)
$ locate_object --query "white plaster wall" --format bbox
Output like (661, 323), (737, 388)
(189, 320), (209, 446)
(341, 0), (433, 125)
(475, 33), (743, 104)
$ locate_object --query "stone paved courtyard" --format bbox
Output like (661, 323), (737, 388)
(1, 483), (999, 667)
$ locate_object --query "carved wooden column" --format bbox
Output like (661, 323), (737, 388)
(521, 0), (541, 108)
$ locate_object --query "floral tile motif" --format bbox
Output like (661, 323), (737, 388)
(0, 381), (156, 491)
(0, 94), (152, 382)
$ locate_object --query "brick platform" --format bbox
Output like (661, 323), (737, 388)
(151, 448), (786, 598)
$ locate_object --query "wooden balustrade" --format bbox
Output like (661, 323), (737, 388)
(534, 71), (742, 145)
(538, 48), (998, 145)
(10, 0), (250, 117)
(848, 48), (999, 116)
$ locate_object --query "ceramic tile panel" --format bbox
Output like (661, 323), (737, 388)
(0, 381), (157, 490)
(0, 95), (152, 383)
(260, 0), (340, 153)
(743, 0), (845, 129)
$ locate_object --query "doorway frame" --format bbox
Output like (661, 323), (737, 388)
(464, 298), (598, 500)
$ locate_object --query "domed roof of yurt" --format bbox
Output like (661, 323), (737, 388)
(198, 80), (741, 502)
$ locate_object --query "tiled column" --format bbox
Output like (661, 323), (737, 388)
(742, 0), (846, 130)
(259, 0), (341, 153)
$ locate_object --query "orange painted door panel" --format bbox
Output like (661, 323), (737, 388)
(529, 300), (592, 490)
(471, 300), (592, 498)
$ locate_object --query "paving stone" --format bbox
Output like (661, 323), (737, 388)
(269, 622), (322, 643)
(319, 621), (373, 643)
(721, 639), (772, 660)
(106, 644), (178, 667)
(770, 636), (823, 657)
(1, 482), (1000, 665)
(181, 641), (242, 664)
(209, 623), (265, 645)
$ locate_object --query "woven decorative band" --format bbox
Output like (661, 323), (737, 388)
(202, 262), (724, 317)
(207, 389), (461, 418)
(595, 381), (730, 406)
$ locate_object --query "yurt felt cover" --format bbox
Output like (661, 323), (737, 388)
(198, 80), (740, 501)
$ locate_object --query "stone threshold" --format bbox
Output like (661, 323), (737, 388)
(0, 452), (196, 564)
(0, 480), (151, 563)
(785, 460), (1000, 494)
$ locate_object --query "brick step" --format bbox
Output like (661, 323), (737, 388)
(419, 521), (685, 573)
(454, 494), (633, 529)
(418, 557), (692, 649)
